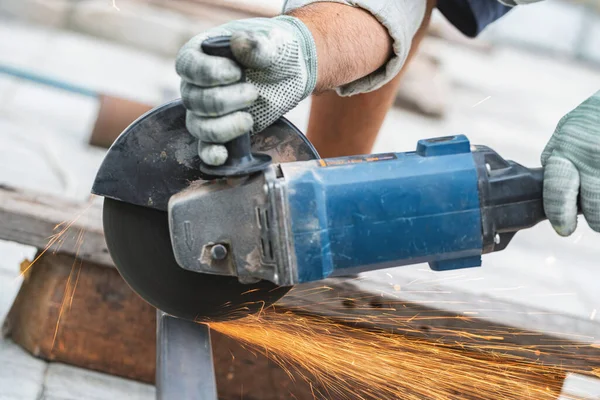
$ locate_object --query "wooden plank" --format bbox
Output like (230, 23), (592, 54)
(3, 252), (569, 399)
(0, 185), (111, 267)
(4, 252), (157, 383)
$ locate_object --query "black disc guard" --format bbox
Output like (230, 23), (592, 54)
(93, 100), (318, 321)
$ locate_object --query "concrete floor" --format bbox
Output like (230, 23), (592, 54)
(1, 9), (600, 399)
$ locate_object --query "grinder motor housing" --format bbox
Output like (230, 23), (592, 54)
(169, 135), (548, 287)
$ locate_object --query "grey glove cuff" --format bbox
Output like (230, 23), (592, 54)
(283, 0), (426, 96)
(273, 15), (319, 98)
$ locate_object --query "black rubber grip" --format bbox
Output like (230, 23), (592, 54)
(474, 147), (582, 254)
(199, 36), (271, 177)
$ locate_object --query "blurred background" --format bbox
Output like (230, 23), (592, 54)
(0, 0), (600, 398)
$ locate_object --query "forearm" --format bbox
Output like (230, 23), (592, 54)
(284, 0), (427, 96)
(306, 0), (435, 157)
(289, 3), (392, 92)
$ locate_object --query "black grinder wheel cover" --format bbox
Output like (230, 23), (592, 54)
(94, 100), (319, 321)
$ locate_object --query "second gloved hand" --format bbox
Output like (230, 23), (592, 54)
(542, 90), (600, 236)
(176, 17), (317, 166)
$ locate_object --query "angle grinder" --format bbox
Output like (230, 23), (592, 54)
(92, 38), (575, 322)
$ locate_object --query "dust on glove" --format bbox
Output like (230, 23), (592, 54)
(176, 17), (317, 166)
(541, 90), (600, 236)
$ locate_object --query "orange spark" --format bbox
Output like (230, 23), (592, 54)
(18, 202), (93, 279)
(211, 309), (577, 400)
(51, 227), (87, 351)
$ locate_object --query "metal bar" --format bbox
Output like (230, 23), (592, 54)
(156, 312), (218, 400)
(0, 64), (98, 98)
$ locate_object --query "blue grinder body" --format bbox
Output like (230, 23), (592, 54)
(169, 133), (548, 288)
(280, 135), (544, 283)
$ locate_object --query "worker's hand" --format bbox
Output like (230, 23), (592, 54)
(176, 17), (317, 166)
(541, 90), (600, 236)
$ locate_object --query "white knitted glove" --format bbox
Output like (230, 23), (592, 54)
(176, 17), (317, 166)
(541, 91), (600, 236)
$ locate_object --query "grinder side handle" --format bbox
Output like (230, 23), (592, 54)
(199, 36), (272, 177)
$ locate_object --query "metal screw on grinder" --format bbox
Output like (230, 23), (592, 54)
(210, 244), (228, 261)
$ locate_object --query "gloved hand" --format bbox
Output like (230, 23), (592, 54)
(175, 17), (317, 166)
(541, 90), (600, 236)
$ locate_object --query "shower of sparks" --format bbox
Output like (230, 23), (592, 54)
(51, 227), (86, 351)
(68, 230), (86, 311)
(210, 309), (583, 400)
(18, 202), (93, 280)
(17, 199), (95, 351)
(471, 96), (492, 108)
(209, 282), (600, 400)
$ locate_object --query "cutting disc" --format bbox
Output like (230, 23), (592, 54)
(95, 100), (318, 321)
(103, 198), (287, 321)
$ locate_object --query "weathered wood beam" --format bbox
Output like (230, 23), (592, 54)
(0, 185), (111, 267)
